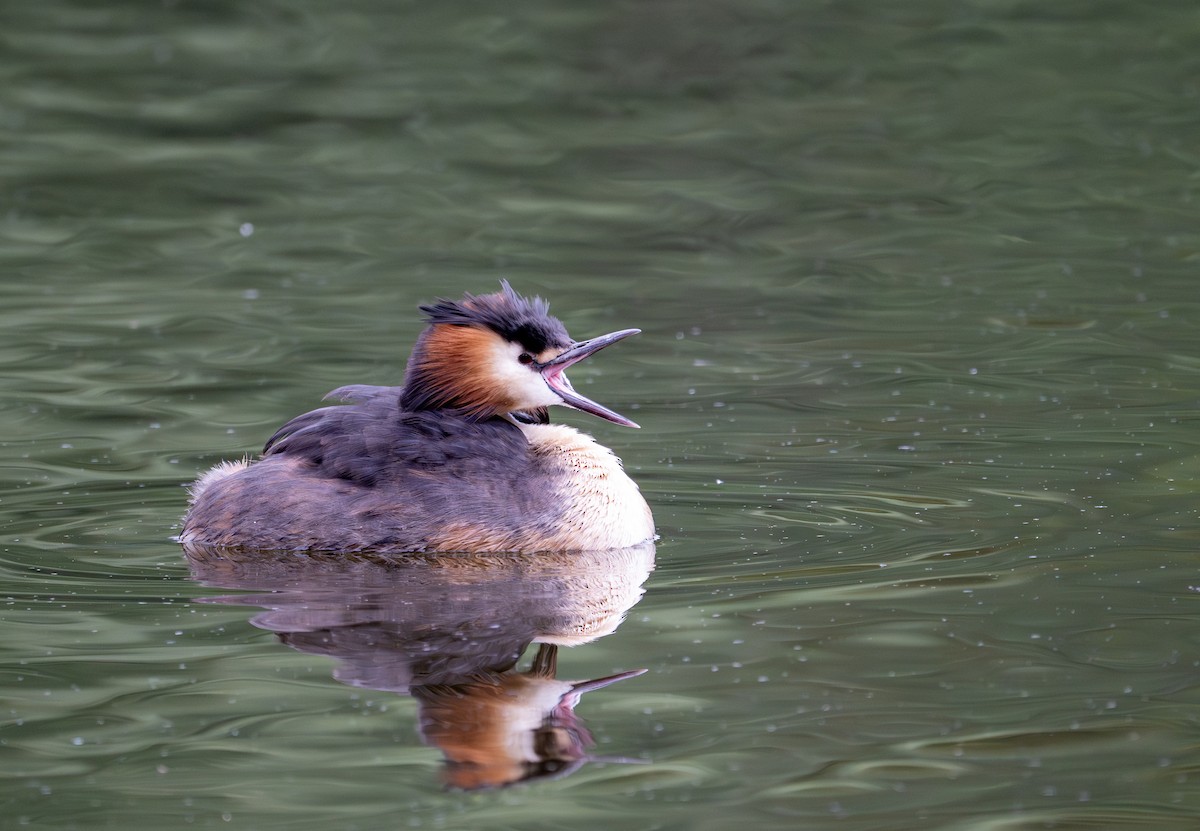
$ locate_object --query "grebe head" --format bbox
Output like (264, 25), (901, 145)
(399, 282), (640, 427)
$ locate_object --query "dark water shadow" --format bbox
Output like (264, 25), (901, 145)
(181, 542), (655, 789)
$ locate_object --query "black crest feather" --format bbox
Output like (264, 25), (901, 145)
(419, 281), (571, 353)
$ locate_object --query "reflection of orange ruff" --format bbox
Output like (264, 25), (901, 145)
(416, 645), (646, 790)
(180, 283), (654, 553)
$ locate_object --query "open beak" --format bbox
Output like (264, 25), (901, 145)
(538, 328), (641, 428)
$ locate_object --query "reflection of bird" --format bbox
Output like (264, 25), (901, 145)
(183, 544), (656, 692)
(415, 643), (646, 790)
(181, 544), (656, 789)
(180, 282), (654, 553)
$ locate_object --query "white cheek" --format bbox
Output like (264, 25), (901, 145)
(488, 341), (562, 409)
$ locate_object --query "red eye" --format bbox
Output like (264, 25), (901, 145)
(518, 352), (535, 365)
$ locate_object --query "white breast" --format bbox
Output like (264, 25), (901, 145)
(520, 423), (655, 550)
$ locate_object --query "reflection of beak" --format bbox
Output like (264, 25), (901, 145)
(570, 667), (648, 695)
(538, 329), (641, 428)
(557, 667), (647, 711)
(531, 643), (647, 699)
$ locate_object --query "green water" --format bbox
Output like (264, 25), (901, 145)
(3, 1), (1200, 828)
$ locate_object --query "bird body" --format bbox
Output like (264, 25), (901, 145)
(180, 285), (653, 553)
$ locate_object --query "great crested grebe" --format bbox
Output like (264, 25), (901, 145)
(179, 283), (654, 553)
